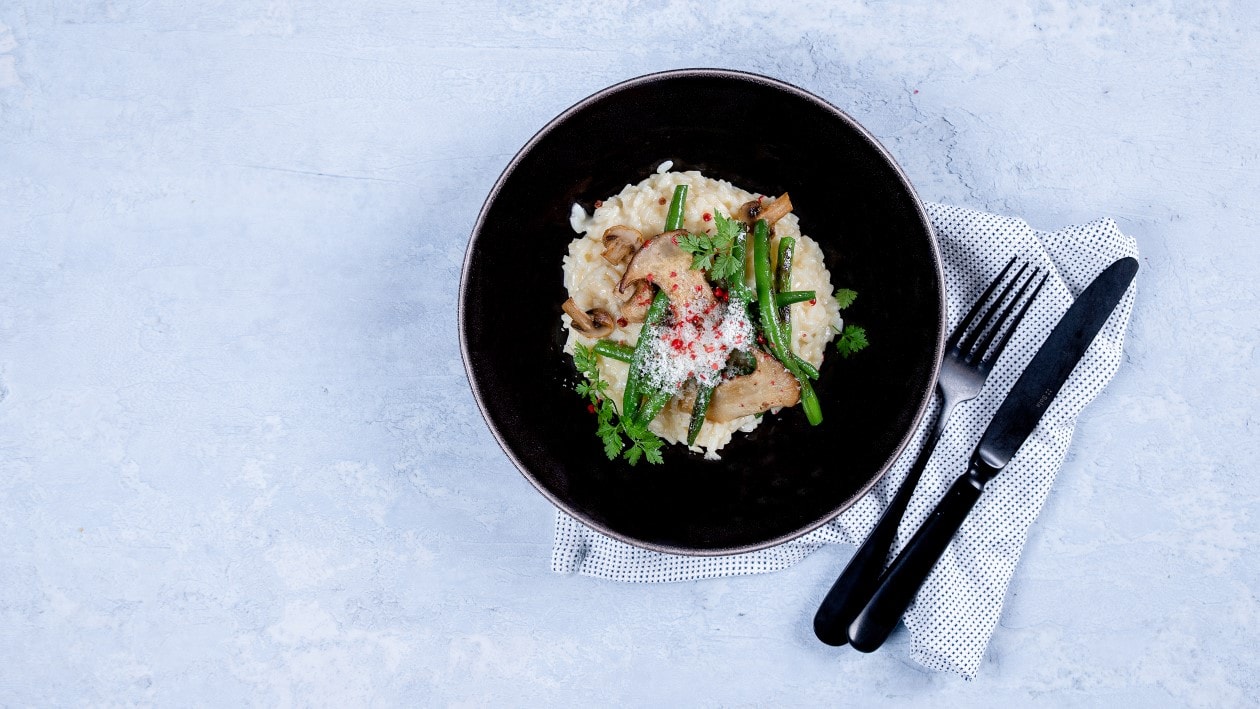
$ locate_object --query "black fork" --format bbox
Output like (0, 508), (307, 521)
(813, 257), (1048, 646)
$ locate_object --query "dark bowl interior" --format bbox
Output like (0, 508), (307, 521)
(460, 70), (944, 555)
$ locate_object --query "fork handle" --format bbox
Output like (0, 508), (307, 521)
(845, 463), (987, 653)
(812, 425), (943, 646)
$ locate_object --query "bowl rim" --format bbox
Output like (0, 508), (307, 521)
(459, 68), (946, 556)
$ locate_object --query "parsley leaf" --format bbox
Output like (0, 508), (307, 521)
(834, 324), (869, 358)
(621, 416), (664, 467)
(573, 343), (599, 382)
(623, 445), (643, 465)
(714, 250), (741, 283)
(597, 402), (624, 459)
(641, 434), (665, 465)
(677, 233), (714, 272)
(834, 288), (858, 309)
(572, 342), (665, 465)
(676, 211), (746, 283)
(709, 212), (744, 283)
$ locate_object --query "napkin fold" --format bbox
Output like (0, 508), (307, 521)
(551, 202), (1139, 680)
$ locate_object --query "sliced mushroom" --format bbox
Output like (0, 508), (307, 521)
(618, 229), (716, 318)
(738, 193), (793, 227)
(601, 225), (643, 265)
(679, 349), (800, 423)
(562, 298), (616, 338)
(616, 281), (654, 323)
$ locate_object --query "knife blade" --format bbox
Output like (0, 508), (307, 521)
(846, 256), (1138, 653)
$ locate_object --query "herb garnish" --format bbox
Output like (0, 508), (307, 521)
(621, 416), (664, 465)
(573, 343), (665, 465)
(834, 324), (869, 358)
(833, 288), (858, 309)
(831, 288), (868, 357)
(677, 211), (747, 283)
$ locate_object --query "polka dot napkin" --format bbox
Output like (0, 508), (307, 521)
(551, 203), (1139, 680)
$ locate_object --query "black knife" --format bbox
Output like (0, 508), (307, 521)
(846, 256), (1138, 653)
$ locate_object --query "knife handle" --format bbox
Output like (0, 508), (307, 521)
(846, 464), (988, 653)
(813, 426), (944, 646)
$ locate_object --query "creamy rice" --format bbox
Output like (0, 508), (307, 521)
(563, 164), (843, 458)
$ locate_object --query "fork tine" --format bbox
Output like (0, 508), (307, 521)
(947, 256), (1017, 349)
(969, 266), (1038, 361)
(959, 262), (1030, 358)
(981, 271), (1049, 367)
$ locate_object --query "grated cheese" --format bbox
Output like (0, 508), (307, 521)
(639, 295), (755, 392)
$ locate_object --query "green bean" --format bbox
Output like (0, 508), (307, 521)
(753, 219), (822, 425)
(665, 184), (688, 231)
(800, 385), (823, 425)
(726, 226), (755, 302)
(594, 340), (634, 363)
(772, 240), (822, 382)
(622, 290), (670, 419)
(618, 185), (689, 421)
(636, 387), (672, 426)
(750, 221), (781, 355)
(753, 221), (790, 359)
(686, 385), (713, 446)
(793, 355), (820, 381)
(775, 290), (815, 308)
(777, 237), (796, 343)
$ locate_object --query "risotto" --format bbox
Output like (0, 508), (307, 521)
(563, 163), (845, 460)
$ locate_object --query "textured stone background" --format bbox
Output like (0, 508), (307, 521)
(1, 1), (1257, 705)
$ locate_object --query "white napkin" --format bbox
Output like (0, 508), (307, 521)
(551, 203), (1139, 680)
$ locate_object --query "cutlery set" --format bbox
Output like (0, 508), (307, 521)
(813, 256), (1139, 652)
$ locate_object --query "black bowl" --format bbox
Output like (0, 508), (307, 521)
(460, 69), (944, 555)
